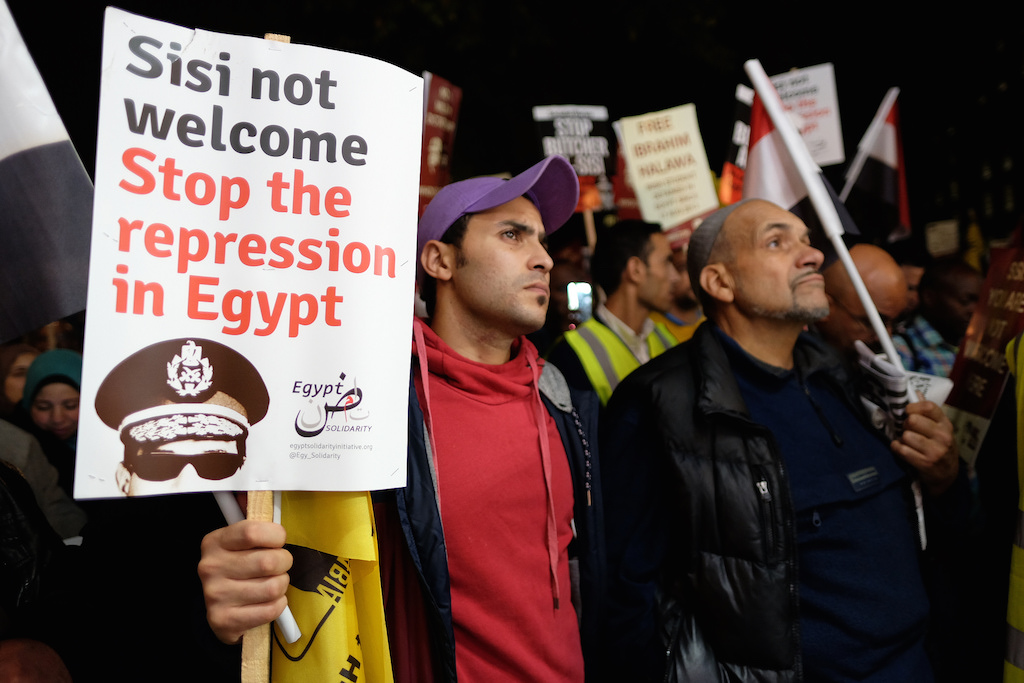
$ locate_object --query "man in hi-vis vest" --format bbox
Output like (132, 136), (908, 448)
(1005, 331), (1024, 681)
(547, 220), (679, 405)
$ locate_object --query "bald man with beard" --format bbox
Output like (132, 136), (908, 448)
(599, 200), (959, 682)
(815, 243), (908, 361)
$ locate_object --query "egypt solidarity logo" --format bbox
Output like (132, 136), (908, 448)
(292, 371), (369, 437)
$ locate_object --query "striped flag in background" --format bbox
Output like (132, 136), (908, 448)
(742, 92), (860, 265)
(840, 88), (911, 244)
(0, 0), (93, 342)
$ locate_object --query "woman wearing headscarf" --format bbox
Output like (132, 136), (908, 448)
(9, 349), (82, 496)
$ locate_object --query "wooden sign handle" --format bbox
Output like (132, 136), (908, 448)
(583, 209), (597, 252)
(240, 490), (275, 683)
(238, 31), (290, 683)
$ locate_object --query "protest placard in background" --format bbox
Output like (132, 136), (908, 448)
(718, 83), (754, 206)
(75, 8), (423, 499)
(617, 103), (719, 245)
(533, 104), (615, 213)
(945, 246), (1024, 467)
(769, 62), (844, 168)
(418, 71), (461, 217)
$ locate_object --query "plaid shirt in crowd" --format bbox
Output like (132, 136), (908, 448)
(893, 314), (958, 378)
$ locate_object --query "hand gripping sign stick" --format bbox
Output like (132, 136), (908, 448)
(209, 36), (303, 683)
(743, 59), (927, 547)
(214, 491), (302, 683)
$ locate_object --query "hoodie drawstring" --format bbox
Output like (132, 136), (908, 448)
(528, 358), (561, 610)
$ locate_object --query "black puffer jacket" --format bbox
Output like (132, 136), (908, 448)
(599, 322), (874, 682)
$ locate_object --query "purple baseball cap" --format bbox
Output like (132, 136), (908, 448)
(417, 155), (580, 281)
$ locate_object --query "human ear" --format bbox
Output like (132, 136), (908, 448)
(420, 240), (456, 282)
(624, 255), (646, 285)
(700, 264), (735, 304)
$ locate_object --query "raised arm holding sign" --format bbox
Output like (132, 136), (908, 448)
(200, 155), (612, 683)
(76, 9), (424, 682)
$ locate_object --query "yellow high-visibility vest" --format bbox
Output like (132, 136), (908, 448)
(650, 310), (704, 344)
(1005, 331), (1024, 682)
(563, 316), (677, 405)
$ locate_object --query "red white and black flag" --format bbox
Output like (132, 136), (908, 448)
(742, 90), (859, 263)
(839, 88), (911, 243)
(0, 1), (93, 342)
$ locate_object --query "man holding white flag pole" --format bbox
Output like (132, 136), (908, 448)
(598, 60), (962, 683)
(743, 60), (908, 382)
(742, 59), (951, 552)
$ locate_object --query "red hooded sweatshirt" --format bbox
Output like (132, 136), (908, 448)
(412, 318), (583, 682)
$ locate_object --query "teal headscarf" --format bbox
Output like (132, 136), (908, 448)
(21, 349), (83, 411)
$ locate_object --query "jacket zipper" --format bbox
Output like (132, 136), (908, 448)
(662, 612), (684, 683)
(756, 477), (776, 560)
(570, 406), (593, 506)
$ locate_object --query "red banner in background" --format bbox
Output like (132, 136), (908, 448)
(945, 247), (1024, 466)
(611, 137), (641, 220)
(418, 72), (462, 217)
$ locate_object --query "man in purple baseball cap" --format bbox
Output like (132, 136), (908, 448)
(199, 156), (608, 683)
(417, 155), (579, 251)
(416, 155), (580, 322)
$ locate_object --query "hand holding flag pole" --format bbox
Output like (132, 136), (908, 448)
(742, 59), (911, 397)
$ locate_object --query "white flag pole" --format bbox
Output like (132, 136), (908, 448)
(839, 87), (900, 202)
(745, 61), (926, 550)
(743, 59), (908, 379)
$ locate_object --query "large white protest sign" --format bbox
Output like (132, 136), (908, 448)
(770, 62), (844, 167)
(617, 104), (719, 235)
(75, 8), (423, 499)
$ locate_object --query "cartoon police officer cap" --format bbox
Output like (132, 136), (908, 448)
(96, 338), (269, 482)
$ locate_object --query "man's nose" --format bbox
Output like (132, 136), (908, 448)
(531, 241), (554, 272)
(800, 244), (825, 270)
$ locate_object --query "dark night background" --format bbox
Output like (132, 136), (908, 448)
(4, 4), (1024, 682)
(7, 0), (1024, 248)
